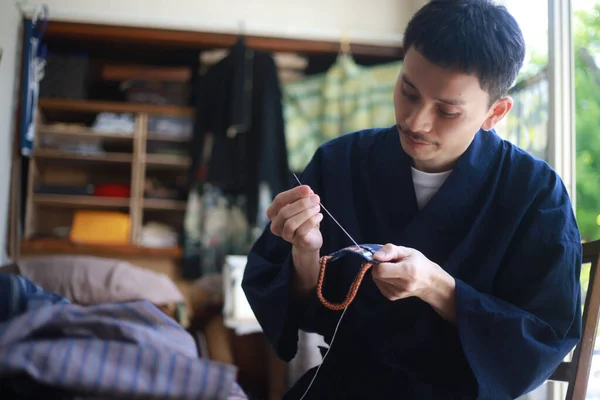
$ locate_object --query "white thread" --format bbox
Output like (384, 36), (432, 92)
(291, 173), (361, 249)
(298, 305), (350, 400)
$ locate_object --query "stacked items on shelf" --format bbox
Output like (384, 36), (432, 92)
(25, 61), (195, 252)
(99, 64), (194, 250)
(103, 63), (193, 143)
(29, 108), (135, 246)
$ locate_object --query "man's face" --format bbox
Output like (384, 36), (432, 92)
(393, 46), (512, 172)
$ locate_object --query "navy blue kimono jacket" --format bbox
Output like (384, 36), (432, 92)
(242, 126), (582, 399)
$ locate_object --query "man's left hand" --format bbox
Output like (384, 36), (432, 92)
(371, 243), (457, 323)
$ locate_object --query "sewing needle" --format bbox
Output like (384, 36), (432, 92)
(292, 173), (361, 249)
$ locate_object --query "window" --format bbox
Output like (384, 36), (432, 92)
(496, 1), (580, 399)
(494, 0), (550, 162)
(573, 0), (600, 243)
(572, 0), (600, 398)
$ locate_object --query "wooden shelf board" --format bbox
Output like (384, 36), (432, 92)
(39, 98), (194, 117)
(20, 238), (182, 258)
(34, 148), (133, 163)
(143, 198), (187, 211)
(38, 125), (134, 140)
(147, 133), (191, 142)
(100, 64), (192, 82)
(43, 20), (404, 58)
(145, 154), (191, 167)
(33, 194), (130, 208)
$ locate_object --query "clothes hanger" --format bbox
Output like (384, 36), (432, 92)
(339, 28), (351, 56)
(236, 20), (246, 44)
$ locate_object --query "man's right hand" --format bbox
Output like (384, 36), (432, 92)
(266, 185), (324, 251)
(267, 184), (324, 295)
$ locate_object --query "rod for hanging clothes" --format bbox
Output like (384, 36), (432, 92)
(38, 21), (404, 58)
(199, 49), (308, 70)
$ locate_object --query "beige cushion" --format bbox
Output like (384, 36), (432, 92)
(18, 255), (184, 306)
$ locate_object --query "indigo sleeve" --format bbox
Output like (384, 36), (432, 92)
(455, 239), (582, 399)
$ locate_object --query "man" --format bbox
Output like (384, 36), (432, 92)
(242, 0), (583, 399)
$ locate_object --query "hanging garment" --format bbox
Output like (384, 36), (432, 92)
(182, 38), (290, 280)
(20, 5), (48, 157)
(283, 54), (402, 171)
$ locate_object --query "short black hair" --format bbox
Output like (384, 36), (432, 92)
(403, 0), (526, 105)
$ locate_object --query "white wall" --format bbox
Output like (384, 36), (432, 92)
(0, 2), (22, 264)
(17, 0), (429, 47)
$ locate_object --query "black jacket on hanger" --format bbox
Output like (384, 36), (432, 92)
(182, 38), (291, 279)
(189, 38), (290, 226)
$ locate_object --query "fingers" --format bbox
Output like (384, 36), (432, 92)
(280, 205), (321, 242)
(372, 258), (419, 298)
(373, 279), (401, 301)
(266, 185), (313, 220)
(271, 195), (320, 237)
(371, 262), (396, 280)
(293, 213), (324, 246)
(372, 258), (417, 278)
(372, 263), (415, 302)
(279, 194), (320, 222)
(373, 243), (412, 262)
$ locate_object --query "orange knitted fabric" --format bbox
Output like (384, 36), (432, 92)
(316, 248), (376, 311)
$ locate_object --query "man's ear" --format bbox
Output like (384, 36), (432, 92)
(482, 96), (513, 131)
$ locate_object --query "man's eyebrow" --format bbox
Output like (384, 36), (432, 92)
(437, 96), (466, 106)
(401, 74), (466, 106)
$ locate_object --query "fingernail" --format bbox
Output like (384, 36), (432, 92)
(374, 250), (386, 258)
(310, 195), (319, 205)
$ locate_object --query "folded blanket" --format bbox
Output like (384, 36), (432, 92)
(0, 273), (246, 400)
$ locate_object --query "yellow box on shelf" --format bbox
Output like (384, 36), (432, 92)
(69, 210), (131, 245)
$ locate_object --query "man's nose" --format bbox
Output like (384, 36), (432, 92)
(405, 106), (432, 133)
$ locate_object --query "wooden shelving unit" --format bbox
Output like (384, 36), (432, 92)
(24, 98), (192, 252)
(12, 18), (403, 260)
(8, 19), (405, 400)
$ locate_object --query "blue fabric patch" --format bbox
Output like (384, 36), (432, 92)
(325, 244), (384, 264)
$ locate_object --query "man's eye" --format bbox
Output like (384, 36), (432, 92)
(439, 109), (460, 118)
(402, 88), (418, 101)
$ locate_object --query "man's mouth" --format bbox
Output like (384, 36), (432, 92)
(399, 127), (431, 145)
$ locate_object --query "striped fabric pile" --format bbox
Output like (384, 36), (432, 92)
(0, 273), (246, 399)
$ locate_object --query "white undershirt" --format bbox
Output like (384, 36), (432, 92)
(411, 167), (453, 210)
